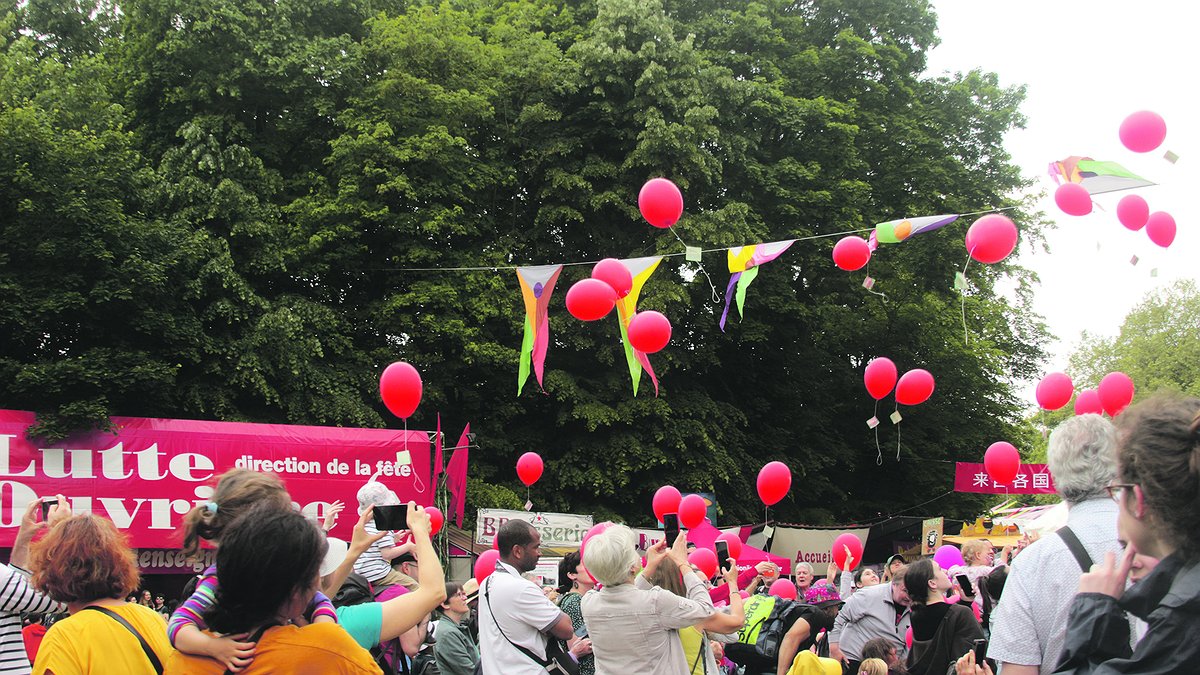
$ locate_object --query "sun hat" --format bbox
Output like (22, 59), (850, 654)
(803, 580), (843, 608)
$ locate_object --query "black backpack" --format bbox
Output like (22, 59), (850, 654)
(730, 595), (810, 661)
(332, 572), (375, 607)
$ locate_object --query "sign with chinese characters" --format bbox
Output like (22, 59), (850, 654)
(921, 517), (944, 555)
(953, 462), (1056, 494)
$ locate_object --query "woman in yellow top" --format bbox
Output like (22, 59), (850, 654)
(29, 507), (173, 674)
(645, 554), (746, 674)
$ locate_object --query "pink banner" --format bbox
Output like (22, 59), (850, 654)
(0, 409), (432, 548)
(953, 462), (1057, 494)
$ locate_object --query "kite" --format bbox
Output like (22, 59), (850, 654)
(516, 264), (563, 395)
(1048, 156), (1155, 194)
(614, 256), (663, 395)
(872, 214), (960, 245)
(720, 240), (795, 331)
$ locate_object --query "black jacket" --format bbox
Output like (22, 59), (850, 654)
(1054, 553), (1200, 674)
(906, 604), (982, 675)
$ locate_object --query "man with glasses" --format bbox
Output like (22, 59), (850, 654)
(988, 414), (1133, 675)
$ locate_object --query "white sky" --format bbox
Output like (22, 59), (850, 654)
(925, 0), (1198, 375)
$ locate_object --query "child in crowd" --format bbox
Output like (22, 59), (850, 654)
(169, 469), (339, 672)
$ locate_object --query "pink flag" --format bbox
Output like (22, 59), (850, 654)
(445, 423), (471, 526)
(432, 414), (443, 487)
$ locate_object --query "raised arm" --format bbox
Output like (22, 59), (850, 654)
(377, 503), (447, 641)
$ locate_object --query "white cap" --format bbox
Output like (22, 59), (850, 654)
(320, 537), (350, 577)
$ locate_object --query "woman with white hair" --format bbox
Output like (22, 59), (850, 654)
(581, 526), (717, 674)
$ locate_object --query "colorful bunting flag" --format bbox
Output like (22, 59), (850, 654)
(872, 215), (960, 244)
(720, 240), (794, 331)
(614, 256), (663, 395)
(1048, 156), (1155, 194)
(515, 265), (563, 395)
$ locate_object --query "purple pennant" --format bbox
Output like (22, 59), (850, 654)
(718, 272), (741, 332)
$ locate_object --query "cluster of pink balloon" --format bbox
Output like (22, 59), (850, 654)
(1120, 194), (1175, 248)
(864, 357), (936, 406)
(379, 361), (423, 420)
(649, 486), (748, 580)
(1035, 371), (1135, 417)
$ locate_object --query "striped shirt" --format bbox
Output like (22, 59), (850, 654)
(167, 566), (337, 644)
(0, 565), (61, 675)
(352, 524), (395, 583)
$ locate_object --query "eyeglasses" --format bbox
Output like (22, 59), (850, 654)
(1105, 483), (1136, 502)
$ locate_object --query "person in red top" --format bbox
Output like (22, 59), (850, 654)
(21, 614), (46, 663)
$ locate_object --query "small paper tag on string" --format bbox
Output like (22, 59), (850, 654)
(866, 416), (880, 429)
(524, 499), (533, 511)
(685, 246), (702, 262)
(862, 276), (876, 290)
(1096, 241), (1102, 252)
(1151, 268), (1159, 278)
(1164, 150), (1180, 164)
(953, 272), (966, 291)
(396, 449), (412, 466)
(1130, 255), (1139, 266)
(889, 411), (903, 424)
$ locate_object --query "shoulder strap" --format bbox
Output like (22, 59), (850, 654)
(81, 606), (164, 675)
(1057, 526), (1094, 572)
(483, 574), (552, 668)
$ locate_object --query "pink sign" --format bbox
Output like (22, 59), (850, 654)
(953, 462), (1056, 494)
(0, 409), (432, 548)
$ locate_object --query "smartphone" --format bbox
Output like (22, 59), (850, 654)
(973, 638), (988, 663)
(574, 624), (588, 639)
(40, 497), (58, 521)
(715, 540), (731, 573)
(956, 574), (974, 595)
(373, 504), (409, 531)
(663, 513), (680, 546)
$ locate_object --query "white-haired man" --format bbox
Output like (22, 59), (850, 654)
(989, 414), (1132, 675)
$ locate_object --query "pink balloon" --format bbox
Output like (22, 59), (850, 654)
(426, 506), (444, 536)
(716, 532), (744, 561)
(516, 452), (544, 487)
(768, 578), (797, 600)
(832, 236), (872, 271)
(1119, 110), (1167, 153)
(895, 369), (935, 406)
(689, 548), (719, 580)
(756, 461), (792, 506)
(565, 278), (617, 321)
(1145, 212), (1176, 248)
(965, 214), (1018, 264)
(627, 311), (672, 354)
(1054, 183), (1093, 217)
(591, 258), (632, 298)
(984, 441), (1021, 484)
(652, 485), (682, 522)
(1036, 372), (1074, 411)
(1098, 372), (1135, 417)
(864, 357), (898, 400)
(581, 521), (613, 558)
(638, 178), (684, 228)
(1075, 389), (1104, 416)
(933, 545), (964, 570)
(1117, 195), (1150, 231)
(474, 549), (501, 584)
(832, 533), (864, 570)
(380, 362), (423, 419)
(678, 494), (708, 529)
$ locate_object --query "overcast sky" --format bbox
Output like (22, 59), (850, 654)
(925, 0), (1196, 376)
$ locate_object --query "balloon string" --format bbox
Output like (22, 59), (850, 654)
(671, 227), (722, 304)
(874, 400), (883, 466)
(960, 251), (974, 345)
(895, 402), (902, 462)
(403, 418), (426, 493)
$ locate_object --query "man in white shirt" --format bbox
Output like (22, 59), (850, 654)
(988, 414), (1131, 675)
(478, 520), (576, 675)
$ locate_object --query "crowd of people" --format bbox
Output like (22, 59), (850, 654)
(0, 393), (1196, 675)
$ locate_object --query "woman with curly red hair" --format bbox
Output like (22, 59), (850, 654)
(29, 506), (172, 674)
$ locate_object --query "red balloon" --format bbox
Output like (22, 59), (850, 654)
(832, 533), (864, 570)
(1119, 110), (1167, 153)
(1098, 372), (1135, 416)
(432, 504), (451, 535)
(678, 494), (708, 529)
(627, 311), (672, 354)
(1036, 372), (1074, 411)
(474, 549), (500, 584)
(832, 236), (872, 271)
(689, 548), (719, 580)
(1117, 195), (1150, 231)
(516, 452), (544, 487)
(1075, 389), (1104, 416)
(984, 441), (1021, 485)
(895, 369), (935, 406)
(581, 521), (613, 558)
(380, 362), (423, 419)
(716, 532), (744, 561)
(1145, 212), (1176, 248)
(592, 258), (632, 298)
(1054, 183), (1093, 217)
(864, 357), (898, 400)
(768, 578), (797, 600)
(638, 178), (684, 228)
(756, 461), (792, 506)
(566, 278), (617, 321)
(965, 214), (1018, 264)
(652, 485), (682, 522)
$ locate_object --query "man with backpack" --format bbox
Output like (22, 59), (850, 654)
(726, 581), (843, 675)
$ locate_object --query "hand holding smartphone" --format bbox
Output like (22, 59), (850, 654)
(663, 513), (680, 546)
(715, 540), (732, 574)
(40, 497), (59, 522)
(956, 574), (975, 597)
(973, 638), (988, 664)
